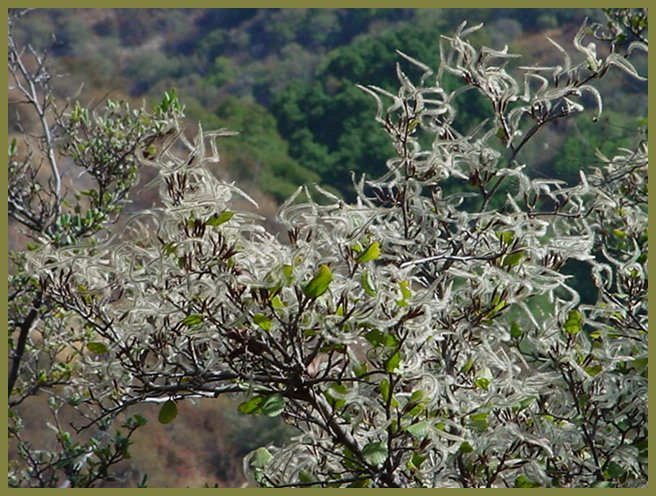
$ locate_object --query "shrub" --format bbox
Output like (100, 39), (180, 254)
(8, 9), (647, 488)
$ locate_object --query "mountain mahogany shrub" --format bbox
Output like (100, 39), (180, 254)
(21, 15), (647, 487)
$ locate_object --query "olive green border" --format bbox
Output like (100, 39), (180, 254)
(2, 1), (650, 493)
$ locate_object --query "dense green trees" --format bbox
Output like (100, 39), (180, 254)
(271, 21), (491, 197)
(552, 112), (647, 185)
(206, 97), (320, 202)
(12, 8), (634, 205)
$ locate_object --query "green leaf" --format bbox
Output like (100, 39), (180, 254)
(9, 137), (18, 156)
(564, 309), (583, 335)
(585, 364), (603, 377)
(270, 295), (285, 309)
(238, 396), (264, 415)
(137, 474), (148, 488)
(37, 370), (48, 384)
(158, 400), (178, 424)
(510, 320), (522, 339)
(606, 461), (625, 479)
(409, 452), (427, 470)
(612, 228), (626, 239)
(469, 411), (489, 432)
(319, 342), (346, 353)
(364, 329), (385, 346)
(356, 241), (381, 263)
(324, 393), (346, 410)
(383, 333), (399, 349)
(281, 264), (294, 285)
(633, 357), (648, 373)
(379, 379), (391, 402)
(341, 448), (360, 470)
(409, 390), (424, 403)
(515, 475), (541, 488)
(206, 210), (234, 227)
(459, 442), (474, 453)
(461, 358), (475, 374)
(145, 143), (157, 158)
(407, 118), (420, 132)
(405, 402), (426, 418)
(253, 313), (272, 331)
(502, 250), (525, 268)
(260, 394), (285, 417)
(323, 383), (348, 410)
(86, 342), (108, 355)
(475, 378), (490, 391)
(405, 420), (430, 440)
(385, 351), (401, 373)
(378, 379), (399, 408)
(399, 280), (412, 300)
(181, 314), (203, 326)
(347, 478), (371, 488)
(360, 270), (377, 296)
(361, 441), (388, 467)
(298, 470), (315, 484)
(303, 264), (333, 298)
(633, 437), (648, 457)
(249, 447), (272, 469)
(517, 396), (536, 411)
(331, 383), (348, 396)
(496, 230), (514, 245)
(489, 294), (507, 313)
(353, 363), (368, 378)
(591, 481), (615, 488)
(186, 215), (199, 228)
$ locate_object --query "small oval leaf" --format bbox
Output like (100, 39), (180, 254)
(249, 447), (273, 469)
(260, 394), (285, 417)
(181, 314), (203, 326)
(303, 264), (333, 298)
(356, 241), (381, 263)
(158, 400), (178, 424)
(502, 250), (525, 268)
(206, 210), (234, 227)
(405, 420), (430, 440)
(87, 342), (108, 355)
(360, 270), (377, 296)
(270, 295), (285, 309)
(281, 264), (294, 285)
(510, 320), (523, 339)
(385, 351), (401, 373)
(361, 441), (388, 467)
(564, 309), (583, 335)
(238, 395), (264, 415)
(253, 313), (273, 331)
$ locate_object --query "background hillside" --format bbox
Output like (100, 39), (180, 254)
(9, 8), (647, 487)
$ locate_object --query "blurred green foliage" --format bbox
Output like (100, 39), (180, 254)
(20, 8), (606, 200)
(187, 97), (320, 202)
(552, 112), (646, 184)
(272, 21), (493, 197)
